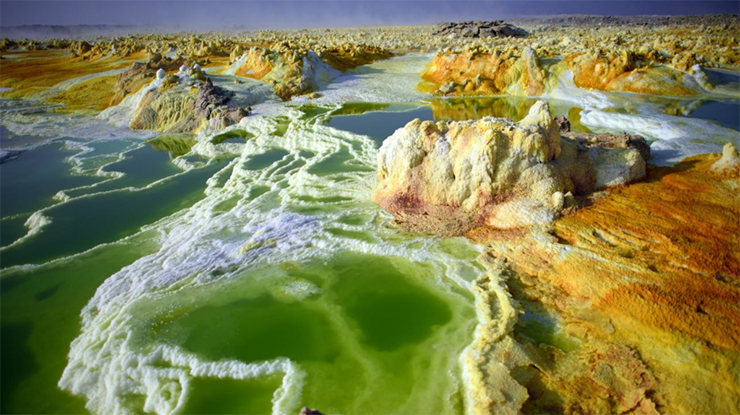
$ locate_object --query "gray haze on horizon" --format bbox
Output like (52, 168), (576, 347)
(1, 1), (738, 32)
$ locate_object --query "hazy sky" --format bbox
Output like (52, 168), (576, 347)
(2, 1), (738, 30)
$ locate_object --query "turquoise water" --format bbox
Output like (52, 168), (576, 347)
(1, 152), (223, 267)
(328, 103), (433, 144)
(62, 144), (183, 198)
(0, 216), (27, 247)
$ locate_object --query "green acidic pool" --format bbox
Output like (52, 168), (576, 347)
(0, 105), (484, 415)
(128, 252), (475, 415)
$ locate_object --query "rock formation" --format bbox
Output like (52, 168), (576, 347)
(421, 46), (549, 97)
(111, 54), (186, 106)
(433, 21), (529, 38)
(421, 45), (716, 98)
(711, 142), (740, 176)
(564, 51), (708, 96)
(0, 37), (18, 52)
(375, 101), (648, 235)
(129, 75), (251, 133)
(230, 44), (392, 100)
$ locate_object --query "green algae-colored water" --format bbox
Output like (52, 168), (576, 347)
(0, 105), (480, 415)
(128, 252), (474, 414)
(1, 234), (160, 414)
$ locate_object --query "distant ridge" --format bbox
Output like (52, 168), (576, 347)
(1, 14), (737, 39)
(511, 13), (739, 26)
(1, 24), (153, 40)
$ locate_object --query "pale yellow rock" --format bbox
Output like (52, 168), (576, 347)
(711, 142), (740, 175)
(589, 146), (646, 189)
(129, 88), (199, 133)
(462, 258), (531, 415)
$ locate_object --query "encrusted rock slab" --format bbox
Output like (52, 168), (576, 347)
(557, 117), (650, 188)
(375, 101), (647, 234)
(129, 75), (251, 133)
(433, 21), (529, 38)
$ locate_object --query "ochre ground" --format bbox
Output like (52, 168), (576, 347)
(0, 50), (231, 112)
(0, 51), (134, 100)
(468, 154), (740, 414)
(48, 75), (120, 112)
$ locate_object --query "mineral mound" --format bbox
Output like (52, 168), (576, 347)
(375, 101), (648, 235)
(128, 70), (251, 133)
(433, 20), (529, 38)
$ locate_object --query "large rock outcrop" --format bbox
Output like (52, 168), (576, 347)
(564, 51), (708, 96)
(433, 21), (529, 38)
(111, 54), (186, 106)
(421, 46), (549, 97)
(421, 46), (715, 98)
(129, 76), (251, 133)
(375, 101), (647, 235)
(231, 44), (392, 100)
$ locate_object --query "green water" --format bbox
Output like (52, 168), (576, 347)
(0, 106), (481, 414)
(211, 129), (255, 145)
(244, 148), (290, 170)
(1, 232), (160, 414)
(0, 143), (104, 218)
(1, 157), (223, 267)
(128, 252), (474, 414)
(307, 145), (374, 176)
(182, 376), (283, 415)
(325, 98), (596, 145)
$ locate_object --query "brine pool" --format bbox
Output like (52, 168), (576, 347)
(1, 93), (738, 415)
